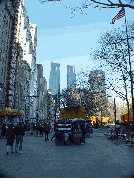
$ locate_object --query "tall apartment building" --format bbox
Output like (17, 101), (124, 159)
(41, 77), (47, 120)
(47, 89), (52, 122)
(0, 0), (37, 124)
(49, 62), (60, 113)
(67, 65), (76, 89)
(49, 62), (60, 96)
(37, 64), (47, 121)
(89, 70), (106, 94)
(16, 0), (38, 120)
(15, 60), (31, 123)
(0, 0), (20, 111)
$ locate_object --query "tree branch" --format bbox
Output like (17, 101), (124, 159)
(107, 0), (113, 4)
(118, 0), (122, 4)
(90, 0), (134, 9)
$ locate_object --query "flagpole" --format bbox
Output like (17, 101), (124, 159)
(124, 8), (134, 123)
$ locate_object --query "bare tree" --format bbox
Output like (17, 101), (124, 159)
(92, 22), (134, 106)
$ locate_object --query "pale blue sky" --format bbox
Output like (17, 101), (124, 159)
(24, 0), (134, 100)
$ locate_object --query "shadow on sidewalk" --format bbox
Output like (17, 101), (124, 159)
(0, 169), (12, 178)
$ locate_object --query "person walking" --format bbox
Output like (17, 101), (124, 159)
(24, 123), (27, 132)
(33, 123), (35, 131)
(86, 124), (90, 138)
(44, 123), (49, 141)
(36, 123), (40, 137)
(6, 123), (15, 155)
(81, 125), (86, 144)
(51, 123), (54, 133)
(1, 123), (6, 139)
(40, 125), (43, 137)
(51, 124), (58, 142)
(14, 122), (25, 154)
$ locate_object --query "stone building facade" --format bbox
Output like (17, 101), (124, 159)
(0, 0), (37, 123)
(37, 64), (47, 122)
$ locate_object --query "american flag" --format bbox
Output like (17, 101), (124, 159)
(110, 7), (125, 24)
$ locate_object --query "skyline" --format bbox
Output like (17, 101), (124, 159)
(24, 0), (134, 102)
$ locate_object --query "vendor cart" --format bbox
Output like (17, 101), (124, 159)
(71, 118), (86, 144)
(55, 118), (72, 146)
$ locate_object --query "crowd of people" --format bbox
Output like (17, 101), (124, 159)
(0, 121), (54, 155)
(0, 120), (92, 154)
(0, 122), (25, 155)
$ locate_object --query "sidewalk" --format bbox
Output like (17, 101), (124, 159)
(0, 129), (134, 178)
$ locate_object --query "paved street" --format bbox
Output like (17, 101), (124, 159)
(0, 129), (134, 178)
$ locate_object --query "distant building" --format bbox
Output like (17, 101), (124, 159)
(41, 77), (47, 120)
(47, 89), (52, 122)
(89, 70), (106, 94)
(67, 65), (76, 89)
(49, 62), (60, 115)
(37, 64), (47, 121)
(49, 62), (60, 96)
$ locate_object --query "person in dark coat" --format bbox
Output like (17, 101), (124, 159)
(51, 124), (58, 142)
(2, 124), (6, 138)
(40, 125), (43, 137)
(24, 124), (27, 132)
(44, 123), (49, 141)
(6, 123), (15, 155)
(81, 125), (86, 144)
(33, 123), (35, 131)
(86, 124), (90, 138)
(14, 122), (25, 154)
(36, 123), (40, 137)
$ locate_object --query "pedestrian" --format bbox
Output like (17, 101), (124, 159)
(36, 123), (40, 137)
(14, 122), (25, 154)
(24, 123), (27, 132)
(86, 124), (90, 138)
(6, 123), (15, 155)
(1, 123), (6, 138)
(50, 123), (53, 133)
(51, 124), (58, 142)
(44, 123), (49, 141)
(81, 125), (86, 144)
(52, 124), (54, 133)
(40, 125), (43, 137)
(33, 123), (35, 130)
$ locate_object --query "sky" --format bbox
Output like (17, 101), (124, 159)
(24, 0), (134, 101)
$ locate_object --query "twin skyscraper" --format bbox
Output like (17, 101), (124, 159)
(49, 62), (76, 96)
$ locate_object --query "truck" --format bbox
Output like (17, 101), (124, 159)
(60, 107), (86, 119)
